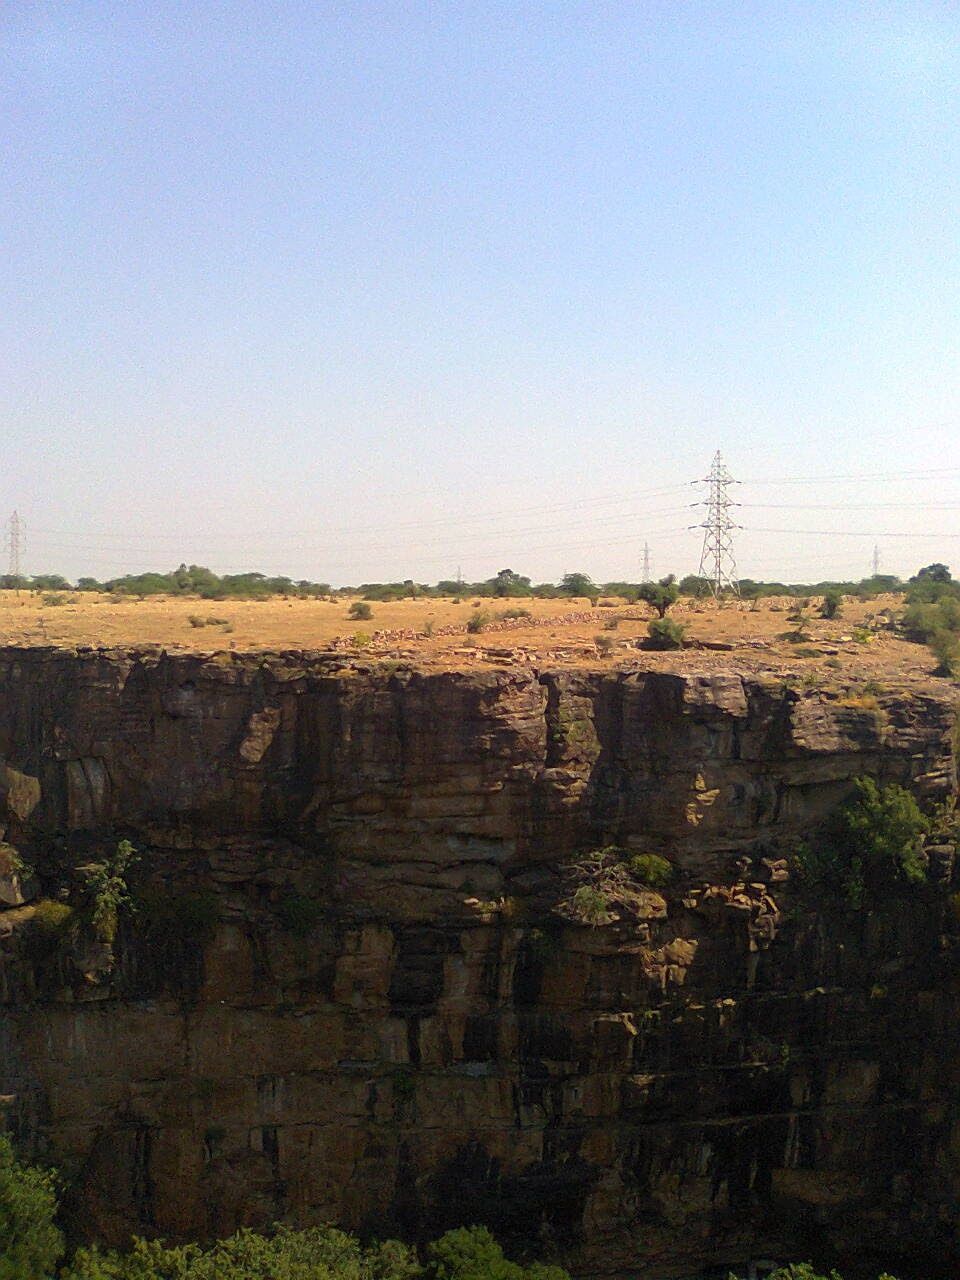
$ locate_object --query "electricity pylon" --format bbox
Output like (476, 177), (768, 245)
(692, 452), (741, 599)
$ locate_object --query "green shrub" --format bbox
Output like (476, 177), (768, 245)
(796, 777), (929, 906)
(0, 1134), (64, 1280)
(500, 607), (530, 620)
(31, 898), (73, 935)
(929, 628), (960, 676)
(348, 601), (373, 621)
(353, 631), (372, 648)
(188, 615), (206, 628)
(821, 588), (843, 619)
(645, 617), (685, 649)
(629, 853), (674, 887)
(594, 634), (615, 656)
(569, 884), (611, 926)
(427, 1225), (569, 1280)
(86, 840), (138, 944)
(40, 592), (66, 607)
(466, 609), (491, 634)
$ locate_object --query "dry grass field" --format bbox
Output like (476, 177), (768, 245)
(0, 588), (946, 687)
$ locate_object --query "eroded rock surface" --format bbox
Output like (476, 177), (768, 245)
(0, 647), (957, 1276)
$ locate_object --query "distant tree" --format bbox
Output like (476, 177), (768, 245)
(914, 563), (952, 583)
(559, 572), (596, 598)
(491, 569), (532, 598)
(637, 575), (679, 618)
(678, 574), (710, 598)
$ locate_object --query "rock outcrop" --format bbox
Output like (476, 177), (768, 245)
(0, 646), (957, 1276)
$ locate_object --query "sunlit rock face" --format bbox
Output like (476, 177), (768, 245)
(0, 647), (958, 1276)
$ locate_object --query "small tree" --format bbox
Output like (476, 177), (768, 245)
(348, 601), (373, 621)
(0, 1134), (64, 1280)
(821, 588), (843, 619)
(637, 575), (679, 618)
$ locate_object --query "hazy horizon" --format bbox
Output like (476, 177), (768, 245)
(4, 3), (960, 585)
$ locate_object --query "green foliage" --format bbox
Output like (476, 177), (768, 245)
(637, 575), (679, 618)
(500, 607), (531, 620)
(906, 563), (959, 603)
(64, 1224), (423, 1280)
(490, 569), (532, 598)
(628, 853), (674, 887)
(277, 891), (323, 937)
(763, 1267), (898, 1280)
(795, 777), (929, 907)
(929, 626), (960, 676)
(820, 588), (843, 618)
(645, 617), (685, 649)
(31, 898), (73, 934)
(558, 572), (596, 598)
(86, 840), (138, 944)
(569, 884), (611, 925)
(40, 592), (66, 607)
(557, 847), (672, 926)
(426, 1226), (568, 1280)
(0, 1134), (64, 1280)
(348, 601), (373, 621)
(62, 1223), (560, 1280)
(466, 609), (491, 634)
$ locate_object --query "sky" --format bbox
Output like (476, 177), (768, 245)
(3, 0), (960, 586)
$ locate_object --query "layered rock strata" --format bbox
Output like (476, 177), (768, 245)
(0, 646), (957, 1277)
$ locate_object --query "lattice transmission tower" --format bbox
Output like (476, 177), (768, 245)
(641, 542), (652, 583)
(692, 452), (741, 599)
(6, 511), (23, 594)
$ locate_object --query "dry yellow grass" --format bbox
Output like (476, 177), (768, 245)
(0, 589), (941, 688)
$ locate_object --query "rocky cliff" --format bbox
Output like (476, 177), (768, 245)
(0, 646), (958, 1277)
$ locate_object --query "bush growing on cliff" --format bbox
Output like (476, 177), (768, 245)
(85, 840), (138, 944)
(629, 852), (674, 888)
(0, 1134), (64, 1280)
(796, 778), (929, 907)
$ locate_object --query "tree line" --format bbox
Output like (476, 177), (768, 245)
(0, 564), (909, 603)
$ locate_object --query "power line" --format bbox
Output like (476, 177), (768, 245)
(641, 542), (652, 583)
(693, 451), (741, 599)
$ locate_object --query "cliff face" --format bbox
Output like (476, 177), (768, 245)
(0, 647), (958, 1277)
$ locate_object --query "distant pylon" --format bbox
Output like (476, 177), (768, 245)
(692, 452), (741, 599)
(641, 542), (652, 583)
(872, 544), (880, 577)
(6, 511), (22, 594)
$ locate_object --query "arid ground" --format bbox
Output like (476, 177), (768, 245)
(0, 589), (947, 687)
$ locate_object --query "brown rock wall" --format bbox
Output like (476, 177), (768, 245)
(0, 647), (957, 1276)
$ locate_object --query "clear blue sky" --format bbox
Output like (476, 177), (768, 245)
(3, 1), (960, 585)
